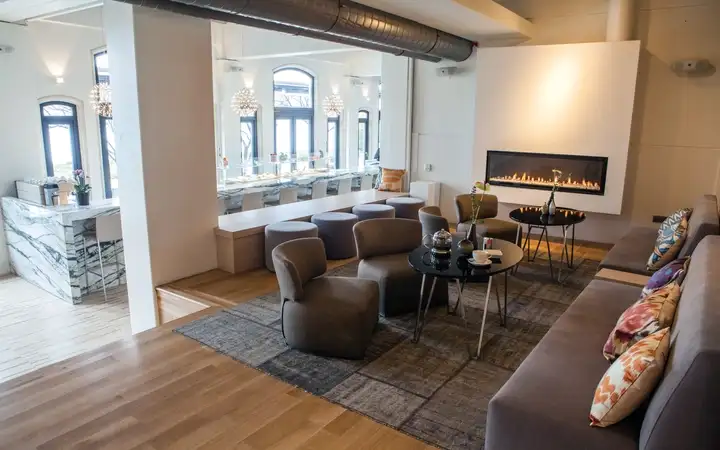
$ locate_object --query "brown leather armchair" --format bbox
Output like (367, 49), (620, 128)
(353, 218), (448, 317)
(418, 206), (450, 237)
(455, 194), (521, 245)
(272, 237), (379, 359)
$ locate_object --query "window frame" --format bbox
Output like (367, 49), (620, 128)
(40, 101), (83, 178)
(273, 67), (315, 169)
(240, 113), (259, 175)
(358, 109), (370, 166)
(93, 49), (114, 199)
(327, 116), (340, 169)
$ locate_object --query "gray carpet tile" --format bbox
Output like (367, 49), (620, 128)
(325, 373), (427, 428)
(175, 251), (597, 450)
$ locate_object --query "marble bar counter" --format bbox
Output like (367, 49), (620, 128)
(1, 197), (124, 304)
(216, 168), (378, 201)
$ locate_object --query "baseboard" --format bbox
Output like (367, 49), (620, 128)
(156, 286), (210, 325)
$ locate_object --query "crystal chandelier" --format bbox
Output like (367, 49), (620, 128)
(231, 88), (259, 116)
(89, 83), (112, 117)
(322, 94), (344, 117)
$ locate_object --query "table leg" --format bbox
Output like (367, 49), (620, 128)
(454, 278), (468, 329)
(557, 225), (568, 282)
(570, 224), (576, 268)
(504, 270), (509, 326)
(532, 226), (546, 261)
(544, 226), (554, 280)
(412, 275), (437, 343)
(522, 225), (533, 262)
(494, 278), (502, 325)
(476, 275), (493, 359)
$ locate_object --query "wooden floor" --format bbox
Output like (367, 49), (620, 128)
(0, 275), (130, 384)
(0, 241), (609, 449)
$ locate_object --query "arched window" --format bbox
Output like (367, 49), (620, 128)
(273, 67), (314, 171)
(40, 101), (82, 179)
(358, 110), (370, 168)
(93, 49), (117, 198)
(327, 116), (340, 169)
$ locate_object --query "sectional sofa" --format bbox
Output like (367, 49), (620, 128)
(485, 195), (720, 450)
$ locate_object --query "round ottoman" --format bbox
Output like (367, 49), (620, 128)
(311, 212), (359, 260)
(386, 197), (426, 220)
(264, 221), (319, 272)
(351, 204), (396, 221)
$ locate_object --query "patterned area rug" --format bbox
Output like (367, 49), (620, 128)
(176, 249), (600, 449)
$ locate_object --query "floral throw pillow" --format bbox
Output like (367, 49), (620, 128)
(647, 208), (692, 272)
(603, 282), (680, 362)
(591, 328), (670, 427)
(377, 168), (406, 192)
(641, 257), (690, 298)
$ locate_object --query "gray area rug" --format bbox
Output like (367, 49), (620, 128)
(176, 250), (599, 449)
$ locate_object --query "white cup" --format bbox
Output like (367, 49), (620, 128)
(472, 250), (490, 263)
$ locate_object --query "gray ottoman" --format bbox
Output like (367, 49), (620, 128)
(311, 212), (359, 260)
(352, 204), (396, 221)
(386, 197), (426, 220)
(264, 221), (319, 272)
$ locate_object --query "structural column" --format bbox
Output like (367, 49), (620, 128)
(380, 54), (413, 172)
(104, 1), (218, 333)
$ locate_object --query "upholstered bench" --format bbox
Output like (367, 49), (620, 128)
(264, 221), (319, 272)
(386, 196), (425, 220)
(351, 203), (396, 221)
(311, 212), (359, 260)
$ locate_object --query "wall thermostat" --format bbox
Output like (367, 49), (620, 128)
(436, 66), (458, 77)
(0, 45), (15, 55)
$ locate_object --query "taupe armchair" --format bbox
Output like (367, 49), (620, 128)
(353, 218), (448, 317)
(455, 194), (521, 245)
(418, 206), (450, 237)
(272, 237), (379, 359)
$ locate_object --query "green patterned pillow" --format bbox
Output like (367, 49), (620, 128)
(647, 208), (692, 272)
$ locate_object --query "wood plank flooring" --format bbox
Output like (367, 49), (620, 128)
(0, 241), (608, 449)
(0, 276), (130, 384)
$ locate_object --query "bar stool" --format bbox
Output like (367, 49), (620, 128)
(387, 197), (426, 220)
(311, 212), (359, 259)
(300, 180), (329, 201)
(242, 190), (265, 211)
(360, 174), (374, 191)
(337, 178), (353, 195)
(82, 214), (124, 301)
(279, 187), (298, 204)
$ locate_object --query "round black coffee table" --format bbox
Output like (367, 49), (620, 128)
(509, 206), (586, 282)
(408, 237), (523, 358)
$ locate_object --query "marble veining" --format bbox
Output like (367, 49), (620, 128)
(2, 197), (125, 304)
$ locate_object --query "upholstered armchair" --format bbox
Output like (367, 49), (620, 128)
(418, 206), (450, 237)
(454, 194), (521, 245)
(272, 237), (379, 359)
(353, 218), (448, 317)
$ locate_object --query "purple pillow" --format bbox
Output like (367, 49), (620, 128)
(642, 257), (690, 297)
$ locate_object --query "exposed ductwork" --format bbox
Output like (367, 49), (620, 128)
(112, 0), (475, 62)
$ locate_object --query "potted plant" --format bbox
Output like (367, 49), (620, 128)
(73, 169), (91, 206)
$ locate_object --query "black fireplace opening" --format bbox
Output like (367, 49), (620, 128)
(485, 150), (609, 196)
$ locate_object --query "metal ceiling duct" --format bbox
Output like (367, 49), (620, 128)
(112, 0), (474, 62)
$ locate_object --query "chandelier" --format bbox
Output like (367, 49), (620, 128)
(322, 94), (344, 117)
(231, 88), (259, 116)
(89, 83), (112, 117)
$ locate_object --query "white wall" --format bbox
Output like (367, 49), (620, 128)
(0, 21), (104, 275)
(214, 24), (382, 175)
(105, 2), (218, 333)
(472, 41), (641, 215)
(413, 0), (720, 243)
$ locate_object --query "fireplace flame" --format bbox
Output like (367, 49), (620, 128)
(489, 173), (601, 191)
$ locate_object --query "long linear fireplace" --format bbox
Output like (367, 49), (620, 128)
(485, 150), (609, 196)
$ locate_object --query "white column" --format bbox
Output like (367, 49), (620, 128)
(606, 0), (635, 42)
(380, 54), (413, 172)
(104, 1), (218, 333)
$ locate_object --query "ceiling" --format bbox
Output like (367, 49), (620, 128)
(352, 0), (533, 43)
(0, 0), (99, 23)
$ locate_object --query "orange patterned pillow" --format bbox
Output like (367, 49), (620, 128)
(590, 328), (670, 427)
(603, 283), (680, 362)
(377, 168), (406, 192)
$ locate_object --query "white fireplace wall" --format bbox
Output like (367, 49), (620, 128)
(472, 41), (641, 215)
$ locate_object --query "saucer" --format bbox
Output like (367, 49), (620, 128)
(468, 258), (492, 267)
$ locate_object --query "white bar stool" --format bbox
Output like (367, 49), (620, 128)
(242, 190), (265, 211)
(337, 178), (353, 195)
(82, 214), (123, 302)
(360, 174), (374, 191)
(279, 187), (298, 205)
(311, 180), (329, 199)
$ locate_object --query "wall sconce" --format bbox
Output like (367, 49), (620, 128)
(55, 77), (65, 84)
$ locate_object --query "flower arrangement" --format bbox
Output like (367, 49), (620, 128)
(72, 169), (91, 194)
(222, 156), (229, 169)
(470, 180), (491, 225)
(279, 152), (289, 163)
